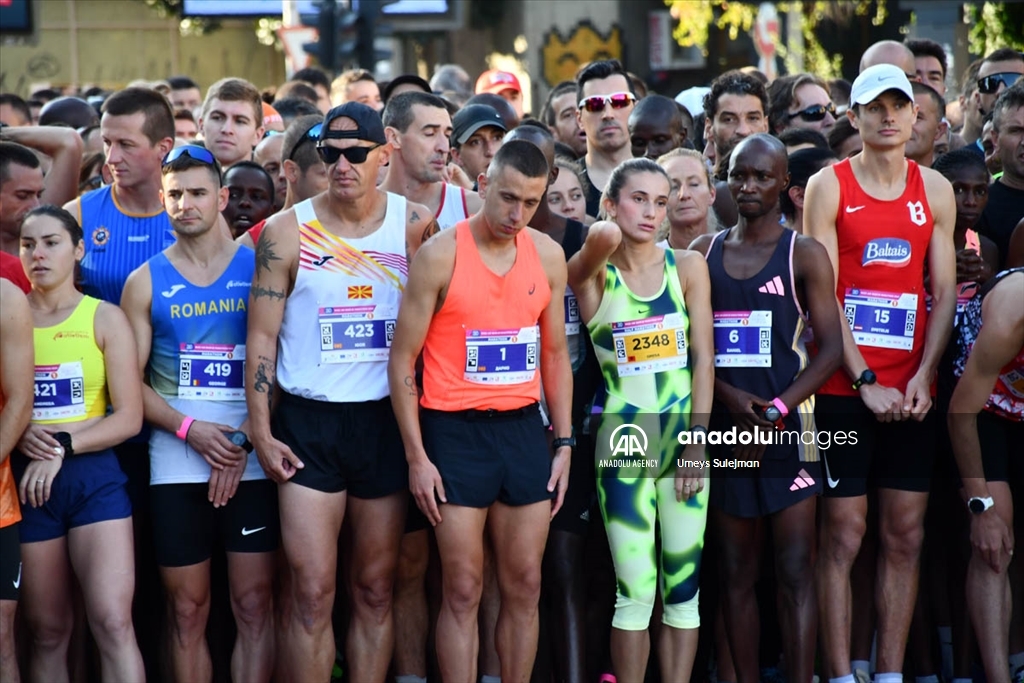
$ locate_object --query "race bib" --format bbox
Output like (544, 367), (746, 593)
(713, 310), (772, 367)
(464, 326), (538, 385)
(843, 288), (918, 351)
(319, 304), (397, 363)
(178, 343), (245, 400)
(33, 362), (86, 421)
(612, 313), (688, 377)
(1000, 368), (1024, 399)
(564, 287), (580, 336)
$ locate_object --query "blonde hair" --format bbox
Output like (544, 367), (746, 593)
(654, 147), (719, 240)
(331, 69), (376, 104)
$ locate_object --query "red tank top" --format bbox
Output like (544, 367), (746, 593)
(822, 158), (933, 396)
(421, 220), (551, 411)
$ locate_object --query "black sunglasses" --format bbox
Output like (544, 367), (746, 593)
(977, 72), (1021, 94)
(163, 145), (218, 167)
(288, 122), (322, 161)
(316, 142), (382, 166)
(787, 102), (837, 122)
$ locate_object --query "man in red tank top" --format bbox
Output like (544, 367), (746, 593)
(388, 140), (573, 683)
(805, 64), (957, 683)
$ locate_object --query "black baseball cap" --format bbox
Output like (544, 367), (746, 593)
(382, 74), (432, 103)
(319, 102), (387, 145)
(451, 104), (507, 145)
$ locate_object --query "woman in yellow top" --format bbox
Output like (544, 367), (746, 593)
(14, 205), (145, 682)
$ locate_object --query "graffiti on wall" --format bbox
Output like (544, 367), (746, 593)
(541, 20), (623, 87)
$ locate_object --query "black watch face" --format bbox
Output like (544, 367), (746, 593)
(228, 431), (249, 450)
(863, 370), (876, 384)
(968, 498), (985, 513)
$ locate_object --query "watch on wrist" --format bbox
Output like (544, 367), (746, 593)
(967, 496), (995, 514)
(851, 369), (877, 391)
(226, 430), (254, 454)
(53, 431), (75, 458)
(551, 436), (576, 452)
(762, 405), (786, 430)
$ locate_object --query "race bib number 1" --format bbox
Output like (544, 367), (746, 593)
(843, 288), (918, 351)
(713, 310), (772, 367)
(178, 343), (245, 400)
(465, 326), (538, 385)
(33, 362), (86, 421)
(319, 304), (397, 363)
(612, 313), (688, 377)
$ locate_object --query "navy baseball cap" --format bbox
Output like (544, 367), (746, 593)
(451, 104), (507, 145)
(320, 102), (387, 145)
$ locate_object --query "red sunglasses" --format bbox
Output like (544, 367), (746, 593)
(578, 92), (636, 113)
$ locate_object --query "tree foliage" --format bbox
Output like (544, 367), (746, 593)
(965, 2), (1024, 56)
(666, 0), (888, 80)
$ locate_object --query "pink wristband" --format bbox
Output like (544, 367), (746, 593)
(175, 416), (195, 440)
(771, 397), (789, 418)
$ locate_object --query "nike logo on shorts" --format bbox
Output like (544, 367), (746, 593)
(823, 456), (839, 489)
(12, 563), (21, 590)
(241, 526), (266, 536)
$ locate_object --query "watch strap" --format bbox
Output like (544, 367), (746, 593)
(552, 436), (576, 450)
(771, 397), (789, 418)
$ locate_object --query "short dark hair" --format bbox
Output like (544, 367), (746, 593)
(0, 93), (31, 125)
(382, 91), (449, 132)
(282, 114), (324, 172)
(541, 81), (578, 126)
(704, 70), (769, 120)
(102, 87), (176, 145)
(224, 160), (275, 196)
(983, 48), (1024, 67)
(778, 127), (830, 150)
(553, 141), (579, 160)
(275, 81), (320, 107)
(912, 81), (946, 119)
(23, 205), (83, 246)
(767, 73), (828, 133)
(293, 67), (331, 92)
(167, 76), (200, 91)
(828, 117), (859, 154)
(173, 108), (196, 124)
(829, 78), (852, 107)
(932, 146), (988, 179)
(992, 80), (1024, 132)
(488, 139), (549, 180)
(961, 59), (983, 96)
(905, 38), (948, 79)
(272, 97), (322, 124)
(0, 141), (42, 184)
(161, 149), (223, 186)
(781, 147), (838, 217)
(575, 60), (634, 104)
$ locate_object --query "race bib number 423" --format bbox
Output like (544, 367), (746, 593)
(319, 304), (397, 363)
(33, 362), (86, 421)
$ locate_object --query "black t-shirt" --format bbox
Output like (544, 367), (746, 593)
(977, 180), (1024, 269)
(580, 159), (603, 219)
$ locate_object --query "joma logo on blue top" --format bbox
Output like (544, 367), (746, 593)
(862, 238), (911, 267)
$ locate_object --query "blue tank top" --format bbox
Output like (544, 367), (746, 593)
(705, 228), (818, 461)
(147, 246), (253, 398)
(79, 186), (175, 304)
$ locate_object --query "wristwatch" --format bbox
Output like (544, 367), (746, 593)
(551, 436), (576, 452)
(53, 431), (74, 458)
(851, 369), (877, 391)
(226, 430), (254, 454)
(967, 496), (995, 514)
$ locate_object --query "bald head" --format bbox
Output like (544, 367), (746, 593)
(504, 123), (555, 171)
(728, 133), (789, 219)
(629, 94), (684, 159)
(860, 40), (916, 78)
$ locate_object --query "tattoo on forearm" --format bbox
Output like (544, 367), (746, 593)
(251, 284), (285, 301)
(254, 362), (273, 395)
(421, 219), (441, 243)
(255, 237), (282, 275)
(403, 375), (417, 396)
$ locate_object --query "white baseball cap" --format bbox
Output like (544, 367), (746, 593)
(850, 64), (914, 106)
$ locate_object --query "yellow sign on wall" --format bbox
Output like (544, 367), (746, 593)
(541, 21), (623, 87)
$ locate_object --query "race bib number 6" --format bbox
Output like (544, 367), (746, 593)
(713, 310), (772, 367)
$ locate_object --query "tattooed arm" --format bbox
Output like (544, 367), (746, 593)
(406, 200), (440, 264)
(246, 212), (303, 483)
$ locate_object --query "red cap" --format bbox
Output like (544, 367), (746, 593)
(475, 70), (522, 96)
(262, 101), (282, 128)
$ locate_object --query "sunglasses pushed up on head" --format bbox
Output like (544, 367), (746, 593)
(578, 92), (636, 114)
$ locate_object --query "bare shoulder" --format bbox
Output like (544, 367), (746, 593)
(0, 279), (28, 311)
(920, 165), (955, 200)
(413, 225), (457, 269)
(122, 262), (152, 299)
(793, 232), (829, 257)
(688, 233), (715, 256)
(406, 199), (433, 227)
(256, 207), (300, 264)
(528, 227), (567, 269)
(94, 299), (132, 337)
(674, 248), (710, 276)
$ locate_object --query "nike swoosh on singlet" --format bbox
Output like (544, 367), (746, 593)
(12, 563), (21, 590)
(241, 526), (266, 536)
(161, 284), (187, 298)
(845, 206), (866, 213)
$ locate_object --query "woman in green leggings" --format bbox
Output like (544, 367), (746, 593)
(568, 158), (714, 682)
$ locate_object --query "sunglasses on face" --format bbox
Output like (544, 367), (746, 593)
(977, 72), (1022, 94)
(162, 144), (219, 168)
(787, 102), (837, 122)
(287, 123), (322, 161)
(578, 92), (636, 114)
(316, 142), (382, 166)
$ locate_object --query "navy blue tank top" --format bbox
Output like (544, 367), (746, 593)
(79, 186), (175, 304)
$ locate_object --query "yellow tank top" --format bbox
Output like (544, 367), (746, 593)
(32, 295), (107, 424)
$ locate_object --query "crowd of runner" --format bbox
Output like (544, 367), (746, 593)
(0, 35), (1022, 683)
